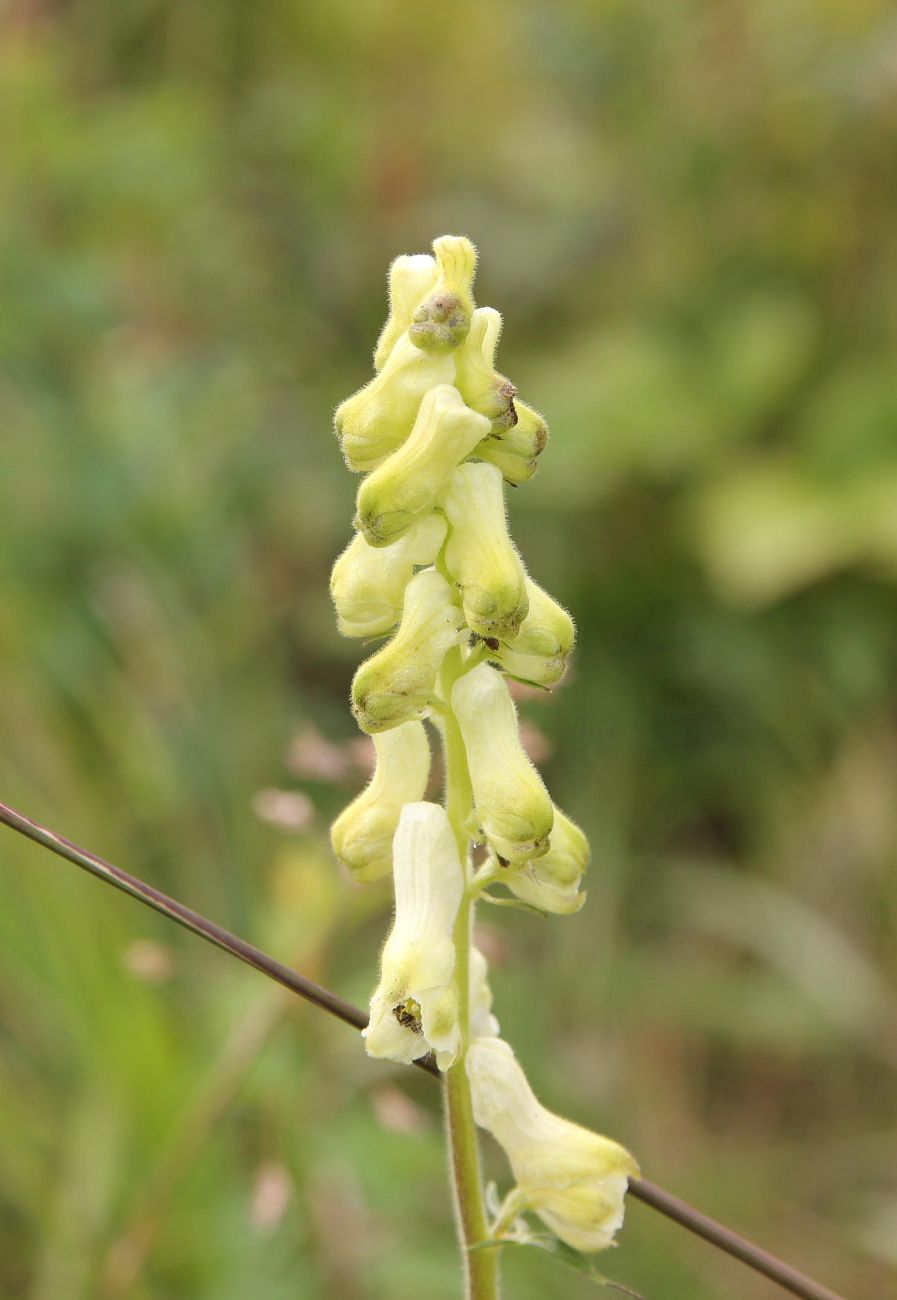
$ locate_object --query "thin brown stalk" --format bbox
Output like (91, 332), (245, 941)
(0, 799), (851, 1300)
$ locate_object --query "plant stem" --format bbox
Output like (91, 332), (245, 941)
(439, 647), (501, 1300)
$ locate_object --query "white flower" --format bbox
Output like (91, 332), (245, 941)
(492, 578), (575, 687)
(469, 944), (500, 1040)
(330, 514), (447, 639)
(335, 334), (455, 473)
(330, 723), (431, 881)
(466, 1037), (639, 1252)
(440, 461), (529, 640)
(364, 802), (464, 1068)
(502, 806), (589, 914)
(452, 663), (553, 864)
(351, 567), (465, 734)
(355, 385), (490, 548)
(374, 253), (439, 372)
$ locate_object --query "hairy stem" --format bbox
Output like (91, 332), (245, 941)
(439, 646), (500, 1300)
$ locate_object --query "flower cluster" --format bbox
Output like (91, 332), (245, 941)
(329, 236), (637, 1253)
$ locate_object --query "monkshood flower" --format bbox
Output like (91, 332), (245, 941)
(408, 235), (477, 354)
(455, 307), (518, 431)
(469, 944), (500, 1041)
(330, 513), (447, 639)
(364, 801), (464, 1068)
(466, 1037), (639, 1251)
(335, 334), (455, 473)
(440, 461), (529, 641)
(452, 663), (553, 864)
(476, 398), (549, 485)
(489, 577), (575, 687)
(330, 722), (431, 882)
(355, 385), (490, 548)
(374, 253), (439, 372)
(501, 806), (589, 914)
(352, 567), (465, 734)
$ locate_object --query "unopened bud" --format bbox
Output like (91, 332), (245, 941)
(374, 253), (439, 372)
(440, 461), (529, 641)
(352, 568), (465, 733)
(355, 385), (490, 548)
(476, 398), (549, 485)
(452, 663), (553, 863)
(503, 806), (588, 914)
(408, 236), (477, 353)
(456, 307), (518, 430)
(330, 722), (431, 881)
(492, 578), (575, 686)
(335, 335), (455, 473)
(330, 514), (447, 639)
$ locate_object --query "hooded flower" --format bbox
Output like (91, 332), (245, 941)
(476, 398), (549, 485)
(440, 461), (529, 641)
(330, 514), (447, 639)
(452, 663), (553, 864)
(501, 806), (589, 914)
(374, 253), (439, 372)
(467, 1037), (639, 1251)
(489, 578), (575, 687)
(408, 235), (477, 354)
(455, 307), (518, 431)
(355, 385), (490, 548)
(330, 722), (431, 881)
(352, 567), (465, 734)
(335, 335), (455, 473)
(364, 802), (464, 1068)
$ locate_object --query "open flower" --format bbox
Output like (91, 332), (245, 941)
(355, 385), (490, 548)
(476, 398), (549, 484)
(330, 514), (447, 639)
(352, 567), (465, 734)
(364, 802), (464, 1068)
(330, 722), (431, 881)
(466, 1037), (639, 1251)
(335, 335), (455, 473)
(490, 578), (575, 687)
(408, 235), (477, 354)
(455, 307), (518, 431)
(452, 663), (553, 863)
(501, 806), (589, 914)
(440, 461), (529, 640)
(374, 253), (439, 372)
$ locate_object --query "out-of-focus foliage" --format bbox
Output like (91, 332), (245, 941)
(1, 2), (896, 1297)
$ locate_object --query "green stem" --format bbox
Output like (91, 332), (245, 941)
(439, 646), (501, 1300)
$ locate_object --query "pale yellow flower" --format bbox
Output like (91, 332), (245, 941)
(374, 253), (439, 372)
(330, 514), (446, 639)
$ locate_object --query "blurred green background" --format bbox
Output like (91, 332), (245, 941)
(1, 2), (896, 1297)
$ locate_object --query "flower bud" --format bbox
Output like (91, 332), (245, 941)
(456, 307), (518, 430)
(492, 578), (575, 687)
(330, 514), (447, 639)
(467, 1037), (639, 1251)
(451, 663), (553, 863)
(374, 253), (439, 372)
(476, 398), (549, 485)
(355, 385), (490, 548)
(329, 722), (431, 881)
(470, 944), (500, 1040)
(352, 568), (465, 734)
(364, 801), (463, 1068)
(408, 236), (477, 353)
(440, 461), (529, 641)
(503, 806), (588, 914)
(335, 335), (455, 473)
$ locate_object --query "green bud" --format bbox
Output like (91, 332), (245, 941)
(408, 235), (477, 353)
(455, 307), (518, 429)
(476, 397), (549, 485)
(440, 461), (529, 640)
(492, 577), (575, 686)
(374, 253), (439, 372)
(335, 334), (455, 473)
(330, 514), (447, 639)
(352, 568), (465, 733)
(452, 663), (553, 863)
(330, 722), (431, 881)
(503, 806), (589, 913)
(355, 385), (490, 548)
